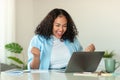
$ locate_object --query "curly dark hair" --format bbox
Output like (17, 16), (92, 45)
(35, 8), (78, 42)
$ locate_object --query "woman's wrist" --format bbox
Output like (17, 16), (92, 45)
(33, 55), (40, 59)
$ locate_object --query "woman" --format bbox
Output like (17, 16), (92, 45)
(28, 8), (95, 70)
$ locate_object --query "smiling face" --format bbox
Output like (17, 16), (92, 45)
(53, 15), (67, 39)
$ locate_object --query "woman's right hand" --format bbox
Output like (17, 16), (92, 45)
(31, 47), (40, 57)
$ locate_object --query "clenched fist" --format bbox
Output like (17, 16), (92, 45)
(85, 44), (95, 52)
(31, 47), (40, 57)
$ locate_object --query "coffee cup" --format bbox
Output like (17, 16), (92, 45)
(104, 58), (120, 73)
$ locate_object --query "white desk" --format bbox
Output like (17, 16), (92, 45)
(1, 70), (120, 80)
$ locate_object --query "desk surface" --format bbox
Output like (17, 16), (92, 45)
(1, 70), (120, 80)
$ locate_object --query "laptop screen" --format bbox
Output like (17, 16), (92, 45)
(65, 51), (105, 73)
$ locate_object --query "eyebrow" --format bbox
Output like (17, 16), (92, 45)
(54, 23), (67, 26)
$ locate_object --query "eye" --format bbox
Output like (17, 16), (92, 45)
(55, 24), (60, 27)
(63, 24), (67, 27)
(63, 25), (67, 27)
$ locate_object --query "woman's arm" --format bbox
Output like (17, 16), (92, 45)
(30, 47), (40, 69)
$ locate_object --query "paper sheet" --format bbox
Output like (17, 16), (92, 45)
(73, 72), (113, 77)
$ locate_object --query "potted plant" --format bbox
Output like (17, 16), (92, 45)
(103, 50), (118, 72)
(5, 42), (27, 70)
(103, 50), (115, 64)
(97, 50), (115, 71)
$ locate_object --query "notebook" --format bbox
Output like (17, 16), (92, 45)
(59, 51), (104, 73)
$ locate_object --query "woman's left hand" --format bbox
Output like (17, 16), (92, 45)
(85, 44), (95, 52)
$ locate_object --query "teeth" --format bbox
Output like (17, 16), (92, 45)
(57, 32), (62, 34)
(57, 32), (62, 35)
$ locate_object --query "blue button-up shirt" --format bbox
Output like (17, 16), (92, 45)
(28, 35), (83, 70)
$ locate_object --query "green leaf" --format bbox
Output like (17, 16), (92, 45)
(9, 63), (27, 70)
(23, 65), (28, 70)
(5, 42), (23, 53)
(8, 56), (24, 64)
(103, 50), (115, 58)
(10, 63), (23, 69)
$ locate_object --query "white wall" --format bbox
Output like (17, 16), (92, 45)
(16, 0), (120, 64)
(16, 0), (34, 62)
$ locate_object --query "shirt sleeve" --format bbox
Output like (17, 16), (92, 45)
(27, 35), (43, 70)
(73, 37), (83, 51)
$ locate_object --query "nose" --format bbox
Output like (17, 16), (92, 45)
(59, 26), (64, 31)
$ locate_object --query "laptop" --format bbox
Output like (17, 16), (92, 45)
(60, 51), (104, 73)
